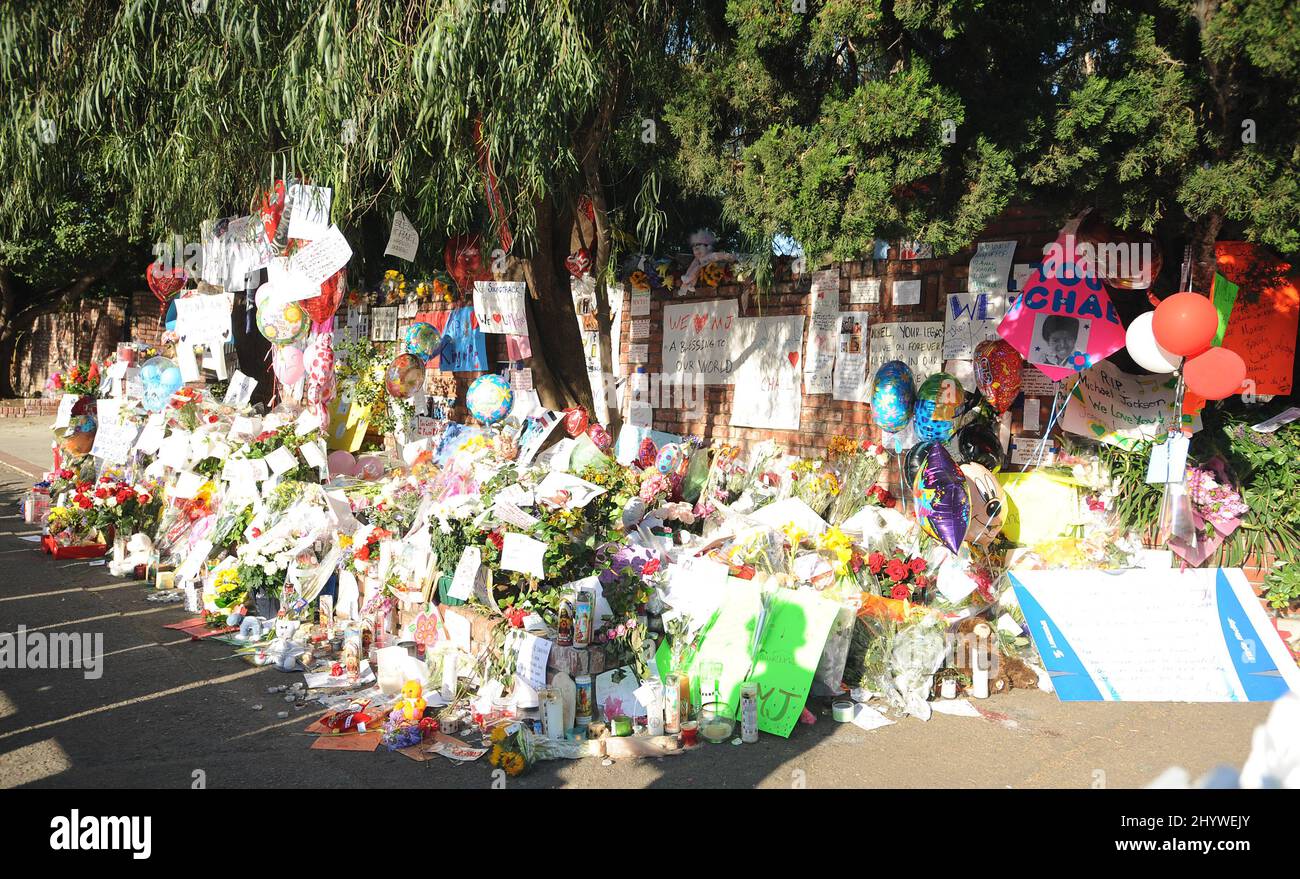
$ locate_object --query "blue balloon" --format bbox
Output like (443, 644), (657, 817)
(913, 399), (956, 443)
(871, 360), (916, 432)
(139, 356), (184, 412)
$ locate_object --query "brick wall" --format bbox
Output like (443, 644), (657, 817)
(13, 297), (130, 398)
(615, 205), (1061, 458)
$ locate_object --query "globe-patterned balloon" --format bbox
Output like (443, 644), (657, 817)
(256, 298), (309, 346)
(466, 374), (514, 425)
(384, 353), (425, 399)
(913, 399), (956, 443)
(871, 360), (915, 432)
(404, 322), (441, 362)
(913, 372), (964, 442)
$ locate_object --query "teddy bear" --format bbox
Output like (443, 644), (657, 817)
(257, 615), (306, 672)
(942, 616), (1039, 698)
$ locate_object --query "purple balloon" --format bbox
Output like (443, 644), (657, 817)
(911, 443), (970, 553)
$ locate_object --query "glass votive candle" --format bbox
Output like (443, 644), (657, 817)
(679, 719), (699, 747)
(698, 702), (735, 744)
(610, 715), (633, 737)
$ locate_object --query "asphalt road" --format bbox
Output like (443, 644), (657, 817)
(0, 461), (1275, 789)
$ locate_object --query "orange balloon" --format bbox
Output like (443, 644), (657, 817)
(1183, 347), (1247, 400)
(1152, 292), (1218, 357)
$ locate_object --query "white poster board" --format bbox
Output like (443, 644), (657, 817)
(729, 315), (805, 430)
(1009, 568), (1300, 702)
(662, 298), (739, 385)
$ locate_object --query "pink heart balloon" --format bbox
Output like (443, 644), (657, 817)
(275, 346), (305, 385)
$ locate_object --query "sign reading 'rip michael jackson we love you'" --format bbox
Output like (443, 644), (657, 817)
(998, 238), (1126, 383)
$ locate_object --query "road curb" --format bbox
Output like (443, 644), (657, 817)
(0, 450), (45, 480)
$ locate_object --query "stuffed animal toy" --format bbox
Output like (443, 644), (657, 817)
(944, 615), (1039, 697)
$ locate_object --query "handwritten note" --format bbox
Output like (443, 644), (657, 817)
(848, 277), (880, 305)
(662, 299), (739, 385)
(967, 240), (1017, 297)
(511, 631), (553, 691)
(867, 321), (945, 382)
(291, 224), (352, 287)
(473, 280), (528, 335)
(448, 547), (482, 601)
(384, 210), (419, 261)
(500, 533), (547, 578)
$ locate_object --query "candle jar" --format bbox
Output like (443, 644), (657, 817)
(663, 673), (682, 734)
(679, 719), (699, 747)
(698, 702), (734, 744)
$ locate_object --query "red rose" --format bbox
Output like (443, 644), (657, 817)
(75, 496), (92, 509)
(909, 558), (927, 574)
(885, 559), (908, 582)
(891, 584), (911, 601)
(115, 489), (133, 504)
(506, 609), (526, 628)
(868, 552), (886, 574)
(487, 530), (504, 552)
(642, 558), (661, 575)
(914, 575), (929, 588)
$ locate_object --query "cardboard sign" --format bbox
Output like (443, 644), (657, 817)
(1010, 568), (1300, 702)
(655, 580), (840, 737)
(174, 293), (233, 348)
(998, 242), (1125, 381)
(326, 383), (371, 452)
(729, 315), (805, 430)
(662, 299), (739, 385)
(427, 307), (488, 372)
(1211, 242), (1299, 396)
(1060, 359), (1190, 450)
(473, 281), (528, 336)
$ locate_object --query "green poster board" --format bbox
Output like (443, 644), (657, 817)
(655, 581), (840, 738)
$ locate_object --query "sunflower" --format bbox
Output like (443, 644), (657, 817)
(502, 751), (526, 776)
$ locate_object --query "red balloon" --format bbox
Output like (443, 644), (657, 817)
(260, 180), (286, 242)
(562, 406), (589, 437)
(146, 261), (187, 303)
(1152, 292), (1218, 357)
(973, 339), (1023, 414)
(1183, 347), (1247, 400)
(301, 267), (345, 324)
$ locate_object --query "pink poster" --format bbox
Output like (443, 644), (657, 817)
(997, 240), (1125, 382)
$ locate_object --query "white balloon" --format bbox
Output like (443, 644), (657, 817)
(1125, 311), (1181, 373)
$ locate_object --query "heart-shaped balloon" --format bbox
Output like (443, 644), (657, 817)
(562, 406), (589, 437)
(301, 267), (346, 324)
(146, 262), (187, 304)
(260, 179), (286, 242)
(565, 249), (592, 278)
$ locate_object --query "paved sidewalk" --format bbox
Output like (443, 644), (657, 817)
(0, 416), (54, 478)
(0, 458), (1276, 789)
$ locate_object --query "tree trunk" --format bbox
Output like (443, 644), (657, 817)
(519, 195), (594, 414)
(0, 266), (18, 398)
(1189, 212), (1223, 294)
